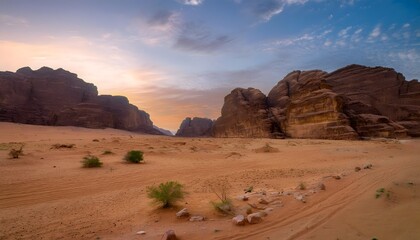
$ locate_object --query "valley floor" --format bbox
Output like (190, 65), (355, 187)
(0, 122), (419, 240)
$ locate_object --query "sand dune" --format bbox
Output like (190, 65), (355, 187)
(0, 122), (419, 240)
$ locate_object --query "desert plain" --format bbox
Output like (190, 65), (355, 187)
(0, 122), (419, 240)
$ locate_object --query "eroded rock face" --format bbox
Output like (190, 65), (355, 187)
(268, 70), (358, 139)
(175, 117), (213, 137)
(212, 88), (281, 138)
(326, 64), (420, 137)
(213, 65), (419, 139)
(0, 67), (159, 134)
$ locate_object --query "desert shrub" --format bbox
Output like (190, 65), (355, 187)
(147, 181), (186, 208)
(9, 145), (24, 159)
(212, 199), (232, 214)
(375, 188), (385, 198)
(82, 155), (103, 168)
(206, 177), (233, 214)
(124, 150), (143, 163)
(299, 182), (306, 190)
(51, 144), (75, 149)
(102, 150), (114, 155)
(244, 186), (253, 193)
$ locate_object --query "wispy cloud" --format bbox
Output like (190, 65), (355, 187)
(338, 26), (352, 38)
(176, 0), (205, 6)
(367, 25), (381, 42)
(174, 23), (233, 53)
(237, 0), (309, 22)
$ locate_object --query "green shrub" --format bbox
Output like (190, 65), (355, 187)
(82, 155), (103, 168)
(147, 181), (186, 208)
(124, 150), (143, 163)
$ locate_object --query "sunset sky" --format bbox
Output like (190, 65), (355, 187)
(1, 0), (419, 131)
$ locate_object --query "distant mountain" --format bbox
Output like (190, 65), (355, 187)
(0, 66), (162, 134)
(183, 64), (420, 139)
(153, 125), (173, 136)
(175, 117), (213, 137)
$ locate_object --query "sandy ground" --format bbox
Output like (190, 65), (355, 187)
(0, 122), (419, 240)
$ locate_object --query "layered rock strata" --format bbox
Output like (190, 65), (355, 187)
(0, 67), (159, 134)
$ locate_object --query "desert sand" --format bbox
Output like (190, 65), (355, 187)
(0, 122), (419, 240)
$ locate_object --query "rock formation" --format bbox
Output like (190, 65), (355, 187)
(0, 67), (160, 134)
(212, 64), (420, 139)
(175, 117), (213, 137)
(212, 88), (281, 138)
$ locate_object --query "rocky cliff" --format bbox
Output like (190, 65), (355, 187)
(0, 67), (160, 134)
(175, 117), (213, 137)
(212, 65), (420, 139)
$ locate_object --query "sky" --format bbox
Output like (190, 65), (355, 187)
(0, 0), (419, 132)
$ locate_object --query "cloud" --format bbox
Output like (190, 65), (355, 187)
(267, 33), (315, 48)
(324, 40), (332, 46)
(389, 49), (419, 62)
(338, 26), (352, 38)
(367, 25), (381, 42)
(174, 23), (233, 53)
(147, 10), (180, 31)
(237, 0), (309, 22)
(351, 28), (363, 42)
(403, 23), (410, 28)
(176, 0), (204, 5)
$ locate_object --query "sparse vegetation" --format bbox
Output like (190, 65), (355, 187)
(102, 150), (114, 155)
(9, 145), (24, 159)
(299, 182), (306, 190)
(147, 181), (186, 208)
(51, 144), (75, 149)
(206, 178), (233, 214)
(244, 186), (253, 193)
(124, 150), (143, 163)
(82, 155), (103, 168)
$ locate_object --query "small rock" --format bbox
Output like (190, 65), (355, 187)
(136, 231), (146, 235)
(294, 194), (306, 203)
(232, 215), (246, 226)
(363, 164), (373, 169)
(333, 175), (341, 180)
(162, 230), (177, 240)
(176, 208), (189, 218)
(258, 198), (269, 204)
(237, 195), (249, 201)
(247, 213), (263, 224)
(355, 166), (361, 172)
(263, 208), (274, 214)
(189, 216), (205, 222)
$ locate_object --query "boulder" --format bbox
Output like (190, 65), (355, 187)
(247, 213), (263, 224)
(232, 215), (246, 226)
(0, 67), (160, 134)
(175, 117), (213, 137)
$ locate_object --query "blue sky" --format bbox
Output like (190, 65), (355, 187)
(1, 0), (419, 131)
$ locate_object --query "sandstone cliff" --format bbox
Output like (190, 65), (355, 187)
(0, 67), (160, 134)
(175, 117), (213, 137)
(212, 88), (281, 138)
(212, 65), (420, 139)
